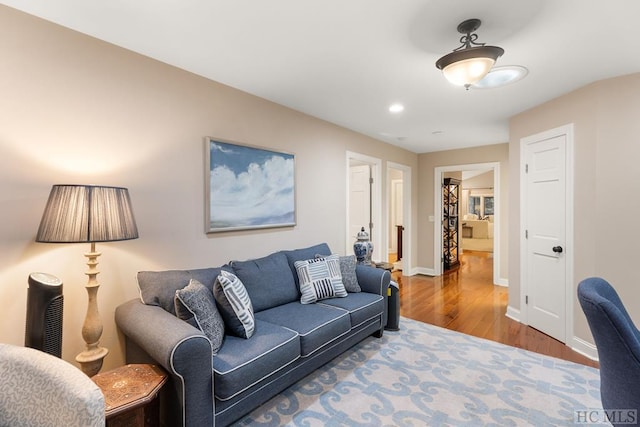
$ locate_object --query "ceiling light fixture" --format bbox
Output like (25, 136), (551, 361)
(435, 18), (504, 89)
(472, 65), (528, 89)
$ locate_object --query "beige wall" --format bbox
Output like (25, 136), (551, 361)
(0, 6), (418, 370)
(509, 72), (640, 347)
(417, 143), (509, 281)
(463, 171), (494, 192)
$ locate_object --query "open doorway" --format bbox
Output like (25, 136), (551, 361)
(346, 152), (382, 262)
(387, 162), (411, 273)
(434, 162), (503, 286)
(460, 169), (495, 253)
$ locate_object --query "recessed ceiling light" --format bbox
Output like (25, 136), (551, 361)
(388, 103), (405, 113)
(472, 65), (528, 89)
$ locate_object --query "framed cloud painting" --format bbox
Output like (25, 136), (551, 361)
(205, 138), (296, 233)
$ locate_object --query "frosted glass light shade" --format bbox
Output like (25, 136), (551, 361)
(442, 57), (496, 86)
(436, 44), (504, 87)
(472, 65), (529, 89)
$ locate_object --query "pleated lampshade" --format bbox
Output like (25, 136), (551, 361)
(36, 184), (138, 243)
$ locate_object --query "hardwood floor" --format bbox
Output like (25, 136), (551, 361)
(392, 250), (598, 368)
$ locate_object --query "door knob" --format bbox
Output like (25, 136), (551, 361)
(552, 246), (563, 253)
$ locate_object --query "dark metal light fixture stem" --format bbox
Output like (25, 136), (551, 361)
(453, 19), (485, 51)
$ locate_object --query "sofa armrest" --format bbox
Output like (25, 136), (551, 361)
(355, 265), (390, 295)
(355, 265), (391, 328)
(115, 299), (214, 427)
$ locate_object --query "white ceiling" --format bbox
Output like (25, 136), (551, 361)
(3, 0), (640, 153)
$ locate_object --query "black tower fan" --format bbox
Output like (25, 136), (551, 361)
(25, 272), (63, 357)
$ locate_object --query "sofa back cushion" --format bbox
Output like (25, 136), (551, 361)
(282, 243), (332, 288)
(138, 267), (224, 315)
(230, 252), (297, 313)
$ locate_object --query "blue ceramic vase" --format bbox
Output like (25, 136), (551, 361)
(354, 227), (373, 265)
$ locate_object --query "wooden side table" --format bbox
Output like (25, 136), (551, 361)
(375, 262), (394, 272)
(92, 364), (167, 427)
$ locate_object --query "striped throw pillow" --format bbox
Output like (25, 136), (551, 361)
(295, 254), (348, 304)
(213, 270), (255, 339)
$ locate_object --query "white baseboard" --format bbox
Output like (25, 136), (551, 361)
(506, 306), (520, 323)
(413, 267), (436, 276)
(505, 308), (599, 361)
(570, 336), (599, 361)
(494, 277), (509, 287)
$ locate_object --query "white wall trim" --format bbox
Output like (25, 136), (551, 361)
(413, 267), (437, 276)
(570, 336), (599, 361)
(506, 306), (521, 323)
(495, 277), (509, 287)
(434, 162), (501, 285)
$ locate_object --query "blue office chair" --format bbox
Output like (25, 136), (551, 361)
(577, 277), (640, 424)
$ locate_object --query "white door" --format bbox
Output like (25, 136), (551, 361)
(523, 132), (568, 341)
(349, 164), (371, 242)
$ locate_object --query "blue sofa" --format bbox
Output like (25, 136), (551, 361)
(115, 243), (390, 427)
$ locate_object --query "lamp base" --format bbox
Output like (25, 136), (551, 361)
(76, 346), (109, 377)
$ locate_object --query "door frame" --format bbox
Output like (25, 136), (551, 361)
(434, 162), (502, 285)
(519, 124), (575, 343)
(346, 151), (382, 261)
(387, 161), (412, 275)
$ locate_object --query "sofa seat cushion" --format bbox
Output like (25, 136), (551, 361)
(230, 252), (298, 313)
(213, 320), (299, 401)
(319, 292), (384, 329)
(255, 302), (350, 357)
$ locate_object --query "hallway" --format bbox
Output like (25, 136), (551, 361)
(394, 251), (598, 368)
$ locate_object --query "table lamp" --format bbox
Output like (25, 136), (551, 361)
(36, 184), (138, 376)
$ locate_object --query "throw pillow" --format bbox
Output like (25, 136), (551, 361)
(213, 270), (255, 339)
(295, 254), (348, 304)
(337, 254), (361, 293)
(315, 253), (361, 293)
(175, 279), (225, 354)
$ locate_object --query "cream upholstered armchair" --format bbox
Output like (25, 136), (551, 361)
(0, 343), (105, 427)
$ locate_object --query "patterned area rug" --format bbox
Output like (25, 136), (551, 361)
(234, 317), (603, 426)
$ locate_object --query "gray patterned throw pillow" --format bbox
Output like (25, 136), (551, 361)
(175, 279), (225, 354)
(315, 254), (361, 293)
(213, 270), (255, 339)
(296, 254), (348, 304)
